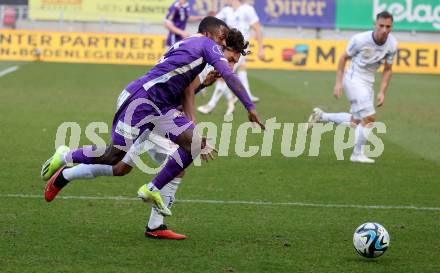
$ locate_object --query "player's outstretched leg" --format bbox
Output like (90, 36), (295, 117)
(44, 163), (116, 202)
(307, 107), (352, 132)
(43, 145), (127, 202)
(41, 145), (70, 181)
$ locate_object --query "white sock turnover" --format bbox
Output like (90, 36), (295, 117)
(62, 164), (113, 181)
(208, 81), (226, 108)
(353, 124), (372, 155)
(237, 70), (253, 99)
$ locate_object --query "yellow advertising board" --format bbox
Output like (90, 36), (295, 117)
(1, 30), (439, 74)
(246, 38), (440, 75)
(0, 30), (166, 65)
(28, 0), (173, 23)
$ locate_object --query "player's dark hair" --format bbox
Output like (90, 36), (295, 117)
(198, 16), (229, 34)
(226, 28), (250, 56)
(376, 11), (393, 22)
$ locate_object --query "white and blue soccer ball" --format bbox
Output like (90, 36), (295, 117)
(353, 222), (390, 258)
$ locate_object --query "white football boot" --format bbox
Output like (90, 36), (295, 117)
(197, 104), (214, 115)
(250, 96), (260, 103)
(306, 107), (324, 132)
(350, 153), (375, 164)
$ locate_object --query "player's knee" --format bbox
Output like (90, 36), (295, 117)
(98, 148), (125, 165)
(179, 140), (193, 153)
(351, 118), (361, 126)
(112, 163), (132, 176)
(362, 115), (376, 125)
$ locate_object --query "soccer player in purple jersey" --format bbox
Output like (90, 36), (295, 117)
(41, 17), (264, 225)
(164, 0), (203, 47)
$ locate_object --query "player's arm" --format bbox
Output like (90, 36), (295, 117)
(182, 79), (198, 123)
(164, 19), (189, 38)
(335, 36), (358, 99)
(203, 41), (265, 129)
(251, 21), (264, 60)
(225, 73), (265, 130)
(188, 15), (204, 22)
(248, 6), (264, 61)
(216, 61), (265, 129)
(377, 62), (393, 107)
(334, 52), (351, 99)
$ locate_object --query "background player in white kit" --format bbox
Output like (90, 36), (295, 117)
(198, 0), (264, 115)
(307, 11), (397, 163)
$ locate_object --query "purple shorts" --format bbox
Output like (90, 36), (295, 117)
(111, 88), (194, 150)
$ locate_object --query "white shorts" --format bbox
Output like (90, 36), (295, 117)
(343, 76), (375, 120)
(122, 131), (178, 167)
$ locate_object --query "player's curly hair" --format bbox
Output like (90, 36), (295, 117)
(225, 28), (250, 56)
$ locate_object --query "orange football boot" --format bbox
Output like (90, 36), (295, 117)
(44, 167), (66, 202)
(145, 225), (186, 240)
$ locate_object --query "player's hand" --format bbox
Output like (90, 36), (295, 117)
(333, 83), (343, 99)
(203, 70), (221, 87)
(377, 92), (385, 107)
(181, 31), (190, 39)
(200, 137), (217, 162)
(258, 47), (265, 61)
(248, 109), (265, 130)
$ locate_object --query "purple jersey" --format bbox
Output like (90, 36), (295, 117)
(125, 35), (254, 112)
(165, 1), (190, 46)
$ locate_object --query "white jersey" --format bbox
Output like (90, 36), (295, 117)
(345, 31), (398, 84)
(198, 64), (213, 84)
(197, 53), (246, 90)
(216, 4), (259, 40)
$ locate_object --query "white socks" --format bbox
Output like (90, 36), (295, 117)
(62, 164), (113, 181)
(237, 70), (252, 99)
(208, 72), (249, 108)
(321, 112), (352, 126)
(353, 124), (372, 155)
(208, 81), (226, 108)
(224, 87), (234, 101)
(148, 178), (181, 229)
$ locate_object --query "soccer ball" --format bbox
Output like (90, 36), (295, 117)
(353, 222), (390, 258)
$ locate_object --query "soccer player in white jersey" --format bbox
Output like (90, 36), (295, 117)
(198, 0), (264, 115)
(307, 11), (397, 163)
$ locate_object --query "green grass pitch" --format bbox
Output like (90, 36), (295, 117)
(1, 61), (439, 273)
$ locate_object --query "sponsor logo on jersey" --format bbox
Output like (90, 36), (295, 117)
(212, 45), (224, 56)
(115, 120), (140, 140)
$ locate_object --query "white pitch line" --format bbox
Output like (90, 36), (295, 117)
(2, 193), (440, 212)
(0, 66), (19, 77)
